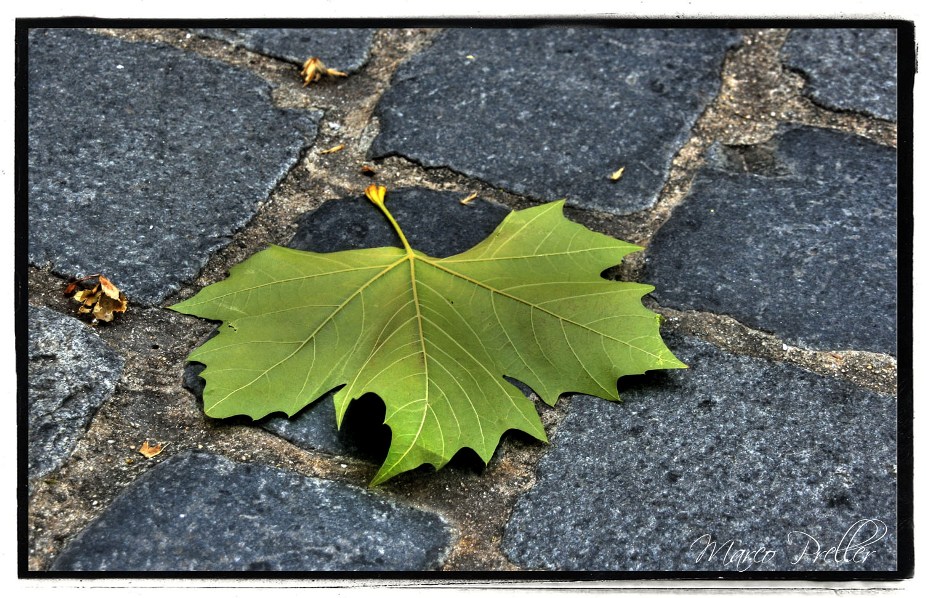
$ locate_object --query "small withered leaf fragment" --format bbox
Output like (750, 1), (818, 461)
(72, 287), (100, 305)
(74, 287), (102, 316)
(460, 192), (478, 205)
(66, 274), (128, 323)
(93, 293), (127, 323)
(64, 273), (100, 297)
(609, 166), (625, 181)
(98, 275), (121, 299)
(138, 440), (165, 459)
(300, 57), (348, 86)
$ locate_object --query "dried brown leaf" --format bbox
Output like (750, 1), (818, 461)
(69, 275), (128, 322)
(300, 57), (348, 86)
(138, 440), (165, 459)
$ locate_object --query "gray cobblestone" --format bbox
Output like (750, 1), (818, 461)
(782, 28), (897, 121)
(28, 306), (125, 482)
(503, 332), (897, 572)
(51, 451), (453, 571)
(646, 125), (896, 355)
(370, 28), (739, 214)
(28, 28), (319, 305)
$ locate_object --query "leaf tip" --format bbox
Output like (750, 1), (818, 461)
(669, 355), (689, 369)
(536, 428), (550, 444)
(368, 467), (393, 487)
(167, 297), (197, 316)
(655, 349), (688, 371)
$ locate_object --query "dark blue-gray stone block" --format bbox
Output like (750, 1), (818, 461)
(51, 451), (453, 571)
(370, 28), (739, 215)
(28, 306), (125, 481)
(28, 28), (319, 305)
(502, 332), (897, 572)
(288, 187), (511, 258)
(781, 28), (897, 121)
(646, 125), (896, 355)
(258, 392), (391, 459)
(192, 28), (375, 68)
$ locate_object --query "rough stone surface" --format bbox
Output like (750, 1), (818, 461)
(28, 306), (125, 481)
(28, 28), (319, 305)
(185, 188), (512, 457)
(781, 28), (897, 121)
(502, 332), (897, 572)
(51, 451), (453, 571)
(646, 125), (896, 355)
(192, 27), (375, 68)
(370, 28), (739, 215)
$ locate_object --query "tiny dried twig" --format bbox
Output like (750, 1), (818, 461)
(460, 192), (478, 205)
(319, 144), (346, 155)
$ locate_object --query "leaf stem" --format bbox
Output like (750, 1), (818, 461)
(365, 185), (414, 256)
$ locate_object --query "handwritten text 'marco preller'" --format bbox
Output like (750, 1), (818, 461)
(689, 519), (889, 571)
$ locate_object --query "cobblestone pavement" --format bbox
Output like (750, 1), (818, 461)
(21, 23), (909, 577)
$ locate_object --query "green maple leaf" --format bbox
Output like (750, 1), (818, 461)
(171, 186), (685, 485)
